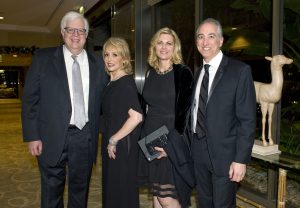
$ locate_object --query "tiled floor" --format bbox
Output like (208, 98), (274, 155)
(0, 99), (254, 208)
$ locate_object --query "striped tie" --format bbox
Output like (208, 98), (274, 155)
(196, 64), (210, 138)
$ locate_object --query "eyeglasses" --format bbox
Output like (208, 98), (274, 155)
(64, 27), (87, 35)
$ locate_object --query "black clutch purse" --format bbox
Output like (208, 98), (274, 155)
(138, 125), (169, 162)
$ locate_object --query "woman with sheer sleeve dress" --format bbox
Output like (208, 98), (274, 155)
(100, 37), (143, 208)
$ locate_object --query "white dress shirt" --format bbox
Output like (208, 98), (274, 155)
(192, 51), (223, 132)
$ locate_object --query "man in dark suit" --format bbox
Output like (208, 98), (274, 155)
(191, 18), (256, 207)
(21, 11), (108, 208)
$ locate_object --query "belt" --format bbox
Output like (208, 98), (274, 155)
(68, 122), (89, 130)
(194, 132), (206, 140)
(68, 125), (78, 130)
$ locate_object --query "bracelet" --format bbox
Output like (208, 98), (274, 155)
(109, 138), (118, 146)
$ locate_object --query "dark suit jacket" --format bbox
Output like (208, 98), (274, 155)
(192, 54), (256, 176)
(22, 45), (108, 166)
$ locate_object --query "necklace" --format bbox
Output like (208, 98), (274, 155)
(156, 66), (173, 75)
(110, 72), (126, 81)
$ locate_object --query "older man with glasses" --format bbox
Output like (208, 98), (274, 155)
(21, 11), (108, 208)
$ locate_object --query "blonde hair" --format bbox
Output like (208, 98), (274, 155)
(102, 37), (133, 74)
(148, 27), (183, 70)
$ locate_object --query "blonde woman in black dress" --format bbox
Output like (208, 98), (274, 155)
(140, 28), (194, 208)
(100, 37), (143, 208)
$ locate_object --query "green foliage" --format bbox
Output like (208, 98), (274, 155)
(227, 0), (300, 71)
(222, 29), (270, 56)
(283, 7), (300, 70)
(285, 0), (300, 14)
(230, 0), (271, 20)
(230, 0), (260, 13)
(228, 0), (300, 156)
(280, 103), (300, 156)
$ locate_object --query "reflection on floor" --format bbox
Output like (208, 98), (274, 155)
(0, 99), (254, 208)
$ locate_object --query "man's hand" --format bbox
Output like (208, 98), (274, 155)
(229, 162), (246, 182)
(155, 147), (167, 159)
(28, 140), (43, 156)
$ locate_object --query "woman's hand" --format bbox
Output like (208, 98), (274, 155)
(154, 147), (167, 159)
(107, 138), (118, 159)
(106, 108), (143, 160)
(107, 143), (116, 159)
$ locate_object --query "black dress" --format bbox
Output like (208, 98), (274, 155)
(141, 68), (178, 198)
(100, 75), (142, 208)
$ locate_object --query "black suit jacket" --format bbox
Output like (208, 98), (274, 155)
(192, 54), (256, 176)
(22, 45), (108, 166)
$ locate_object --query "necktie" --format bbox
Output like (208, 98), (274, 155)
(196, 64), (210, 138)
(72, 55), (86, 129)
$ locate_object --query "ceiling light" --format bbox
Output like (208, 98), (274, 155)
(0, 17), (4, 20)
(79, 6), (85, 14)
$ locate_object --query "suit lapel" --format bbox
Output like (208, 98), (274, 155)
(207, 55), (228, 102)
(87, 52), (96, 118)
(190, 66), (202, 129)
(192, 66), (202, 100)
(53, 46), (72, 107)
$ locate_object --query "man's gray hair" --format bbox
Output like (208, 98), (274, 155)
(60, 11), (89, 33)
(197, 18), (223, 38)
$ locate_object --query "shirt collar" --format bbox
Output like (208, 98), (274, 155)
(63, 45), (85, 62)
(203, 50), (223, 71)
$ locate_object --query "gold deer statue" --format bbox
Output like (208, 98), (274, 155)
(254, 55), (293, 146)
